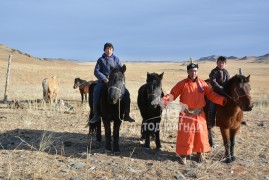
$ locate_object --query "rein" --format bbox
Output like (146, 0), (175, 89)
(148, 93), (158, 96)
(222, 89), (251, 105)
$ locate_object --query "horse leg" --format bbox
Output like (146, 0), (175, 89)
(103, 119), (112, 151)
(85, 93), (88, 102)
(208, 127), (214, 147)
(48, 92), (53, 104)
(141, 121), (146, 140)
(230, 128), (240, 161)
(96, 120), (102, 142)
(220, 127), (232, 163)
(154, 122), (161, 149)
(113, 120), (122, 153)
(155, 131), (161, 149)
(144, 123), (151, 149)
(81, 92), (84, 103)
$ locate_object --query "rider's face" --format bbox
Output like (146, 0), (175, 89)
(105, 47), (113, 57)
(188, 68), (198, 80)
(217, 61), (226, 69)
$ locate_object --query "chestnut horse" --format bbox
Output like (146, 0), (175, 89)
(205, 74), (253, 163)
(73, 78), (94, 103)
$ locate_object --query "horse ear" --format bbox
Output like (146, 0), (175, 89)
(159, 72), (164, 80)
(246, 75), (250, 82)
(121, 64), (126, 73)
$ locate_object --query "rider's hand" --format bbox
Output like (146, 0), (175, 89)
(222, 97), (228, 106)
(103, 79), (109, 84)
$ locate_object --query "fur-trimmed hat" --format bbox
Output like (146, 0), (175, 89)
(187, 58), (198, 70)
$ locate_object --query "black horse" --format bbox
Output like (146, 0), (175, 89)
(137, 72), (164, 150)
(88, 65), (127, 152)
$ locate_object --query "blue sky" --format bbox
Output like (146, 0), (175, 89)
(1, 0), (269, 61)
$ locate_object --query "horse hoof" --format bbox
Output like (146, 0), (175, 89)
(139, 139), (144, 144)
(231, 156), (236, 161)
(105, 148), (112, 153)
(212, 144), (219, 148)
(113, 150), (121, 155)
(225, 158), (233, 163)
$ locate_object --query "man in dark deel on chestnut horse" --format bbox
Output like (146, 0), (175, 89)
(89, 42), (135, 123)
(208, 56), (230, 146)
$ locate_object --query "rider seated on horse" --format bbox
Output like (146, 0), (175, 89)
(208, 56), (230, 128)
(89, 42), (135, 123)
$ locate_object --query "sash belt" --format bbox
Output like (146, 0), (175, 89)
(184, 108), (203, 116)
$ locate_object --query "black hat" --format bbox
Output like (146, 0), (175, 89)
(187, 63), (199, 70)
(104, 43), (114, 51)
(187, 58), (198, 70)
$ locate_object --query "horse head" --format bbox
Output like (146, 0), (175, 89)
(73, 78), (81, 89)
(146, 72), (164, 109)
(107, 64), (126, 104)
(224, 74), (253, 111)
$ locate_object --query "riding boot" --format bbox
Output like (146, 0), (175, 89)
(89, 103), (100, 123)
(123, 113), (135, 122)
(123, 103), (135, 122)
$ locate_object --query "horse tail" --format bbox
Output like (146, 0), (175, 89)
(42, 78), (49, 102)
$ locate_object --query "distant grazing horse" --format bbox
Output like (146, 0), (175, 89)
(204, 75), (253, 163)
(88, 65), (127, 152)
(73, 78), (94, 103)
(137, 72), (164, 150)
(42, 76), (59, 103)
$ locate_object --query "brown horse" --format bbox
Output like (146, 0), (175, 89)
(205, 74), (253, 163)
(73, 78), (94, 103)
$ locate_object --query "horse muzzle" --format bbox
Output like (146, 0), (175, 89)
(242, 105), (253, 111)
(107, 97), (119, 105)
(149, 104), (158, 109)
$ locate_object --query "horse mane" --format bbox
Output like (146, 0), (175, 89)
(110, 65), (122, 74)
(223, 74), (249, 94)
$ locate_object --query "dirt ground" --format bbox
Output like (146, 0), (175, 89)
(0, 45), (269, 179)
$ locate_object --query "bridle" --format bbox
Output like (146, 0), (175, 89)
(108, 86), (122, 93)
(147, 83), (161, 99)
(223, 84), (251, 105)
(107, 82), (125, 121)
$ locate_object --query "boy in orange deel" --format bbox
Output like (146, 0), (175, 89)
(162, 58), (227, 165)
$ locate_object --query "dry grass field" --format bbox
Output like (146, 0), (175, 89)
(0, 44), (269, 179)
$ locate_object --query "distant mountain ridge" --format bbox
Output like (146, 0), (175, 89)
(198, 53), (269, 62)
(1, 44), (268, 63)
